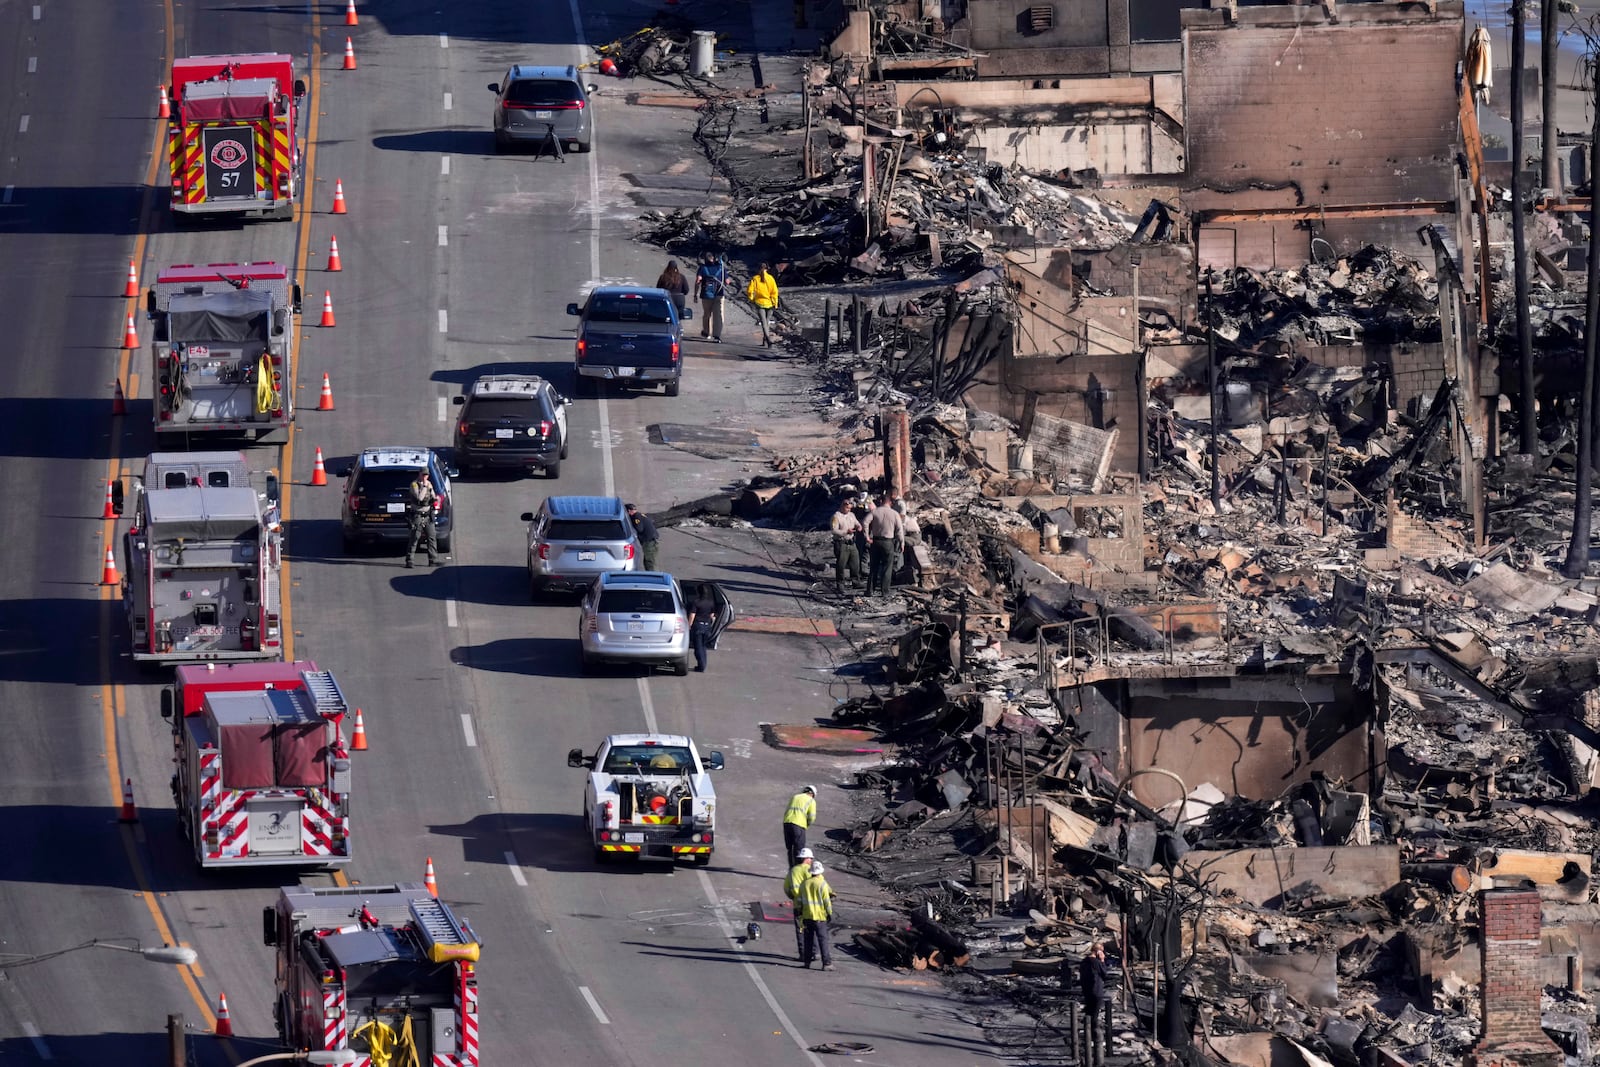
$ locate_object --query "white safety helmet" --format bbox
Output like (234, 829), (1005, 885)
(797, 848), (814, 860)
(803, 784), (817, 795)
(810, 862), (825, 875)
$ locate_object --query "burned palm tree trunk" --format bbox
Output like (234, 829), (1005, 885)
(1513, 0), (1540, 454)
(1563, 50), (1600, 578)
(1543, 0), (1561, 191)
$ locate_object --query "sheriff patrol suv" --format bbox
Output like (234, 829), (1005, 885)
(453, 374), (570, 478)
(339, 447), (458, 553)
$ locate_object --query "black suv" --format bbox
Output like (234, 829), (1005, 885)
(453, 374), (570, 478)
(339, 447), (458, 553)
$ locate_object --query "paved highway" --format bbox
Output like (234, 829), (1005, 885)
(0, 1), (1010, 1064)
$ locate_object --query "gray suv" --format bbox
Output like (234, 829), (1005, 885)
(489, 65), (592, 154)
(521, 495), (639, 598)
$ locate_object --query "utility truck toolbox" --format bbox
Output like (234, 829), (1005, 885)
(570, 733), (726, 865)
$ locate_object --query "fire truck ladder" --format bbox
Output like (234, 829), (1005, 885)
(409, 897), (480, 962)
(300, 670), (349, 720)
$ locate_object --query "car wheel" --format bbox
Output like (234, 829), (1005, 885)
(530, 575), (545, 602)
(576, 375), (598, 398)
(694, 854), (712, 867)
(576, 139), (592, 154)
(593, 845), (609, 865)
(665, 378), (681, 397)
(437, 533), (452, 554)
(341, 531), (357, 554)
(673, 656), (690, 677)
(559, 436), (569, 460)
(545, 458), (561, 479)
(493, 132), (509, 155)
(581, 651), (598, 674)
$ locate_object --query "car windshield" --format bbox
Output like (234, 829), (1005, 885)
(547, 519), (627, 541)
(465, 397), (539, 421)
(585, 296), (673, 325)
(597, 589), (676, 615)
(603, 745), (695, 774)
(506, 80), (582, 107)
(356, 469), (420, 497)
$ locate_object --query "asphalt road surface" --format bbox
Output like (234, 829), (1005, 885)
(0, 2), (1023, 1065)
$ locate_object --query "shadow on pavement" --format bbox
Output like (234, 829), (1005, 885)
(450, 636), (579, 677)
(392, 564), (527, 605)
(373, 129), (494, 155)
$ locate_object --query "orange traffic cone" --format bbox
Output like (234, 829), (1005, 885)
(119, 778), (138, 821)
(310, 447), (329, 486)
(351, 708), (368, 750)
(327, 234), (343, 272)
(112, 378), (128, 416)
(101, 545), (120, 586)
(123, 259), (139, 297)
(158, 85), (171, 119)
(102, 480), (117, 519)
(331, 179), (348, 214)
(214, 993), (233, 1037)
(318, 373), (336, 410)
(343, 37), (357, 70)
(319, 291), (336, 327)
(122, 313), (140, 350)
(424, 857), (438, 898)
(345, 0), (358, 25)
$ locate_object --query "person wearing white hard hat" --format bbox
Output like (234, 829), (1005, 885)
(799, 860), (835, 970)
(783, 785), (818, 866)
(783, 847), (815, 961)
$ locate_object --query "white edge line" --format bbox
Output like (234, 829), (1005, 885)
(445, 597), (458, 627)
(578, 986), (611, 1025)
(503, 850), (528, 886)
(636, 676), (659, 735)
(460, 713), (477, 747)
(23, 1023), (51, 1060)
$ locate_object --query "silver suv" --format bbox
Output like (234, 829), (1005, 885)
(521, 495), (639, 598)
(578, 571), (733, 675)
(489, 65), (592, 154)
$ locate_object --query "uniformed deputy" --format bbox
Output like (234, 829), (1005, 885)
(405, 472), (440, 569)
(799, 861), (835, 970)
(863, 494), (904, 597)
(830, 497), (863, 592)
(782, 784), (817, 867)
(783, 846), (815, 961)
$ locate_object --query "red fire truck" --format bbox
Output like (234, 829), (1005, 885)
(167, 53), (305, 221)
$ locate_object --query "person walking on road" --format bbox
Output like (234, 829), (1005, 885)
(688, 585), (718, 672)
(830, 497), (863, 593)
(864, 494), (904, 597)
(695, 252), (727, 342)
(783, 784), (817, 866)
(1080, 941), (1109, 1067)
(784, 846), (815, 961)
(799, 861), (835, 970)
(625, 503), (660, 572)
(655, 259), (691, 316)
(745, 262), (779, 347)
(404, 472), (440, 569)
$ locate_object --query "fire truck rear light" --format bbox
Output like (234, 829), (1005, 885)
(204, 824), (219, 848)
(266, 613), (280, 637)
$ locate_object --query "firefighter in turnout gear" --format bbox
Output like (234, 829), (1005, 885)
(405, 472), (440, 568)
(799, 861), (835, 969)
(784, 847), (815, 961)
(783, 785), (817, 866)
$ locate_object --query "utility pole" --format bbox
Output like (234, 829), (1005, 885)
(1205, 268), (1223, 511)
(1513, 0), (1540, 454)
(1543, 0), (1560, 191)
(1562, 48), (1600, 579)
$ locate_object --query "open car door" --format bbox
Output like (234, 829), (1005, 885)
(678, 579), (735, 648)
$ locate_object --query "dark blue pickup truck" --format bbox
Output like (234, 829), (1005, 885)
(568, 286), (691, 397)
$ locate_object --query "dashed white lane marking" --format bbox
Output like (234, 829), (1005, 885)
(18, 115), (29, 133)
(445, 597), (458, 627)
(441, 155), (451, 176)
(436, 396), (448, 422)
(32, 5), (40, 19)
(635, 676), (658, 734)
(438, 225), (448, 247)
(439, 33), (449, 48)
(578, 987), (611, 1025)
(3, 186), (13, 204)
(442, 91), (452, 111)
(23, 1023), (50, 1060)
(504, 851), (527, 886)
(27, 57), (36, 73)
(438, 309), (448, 333)
(460, 713), (477, 747)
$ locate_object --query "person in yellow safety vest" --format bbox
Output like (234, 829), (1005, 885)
(783, 784), (817, 867)
(784, 846), (815, 961)
(799, 861), (835, 970)
(745, 262), (780, 347)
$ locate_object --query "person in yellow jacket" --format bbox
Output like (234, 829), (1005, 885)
(745, 262), (779, 347)
(783, 784), (817, 866)
(799, 861), (835, 969)
(783, 846), (815, 961)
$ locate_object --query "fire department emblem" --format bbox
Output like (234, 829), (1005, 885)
(209, 139), (248, 169)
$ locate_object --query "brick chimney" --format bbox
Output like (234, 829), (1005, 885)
(1467, 889), (1562, 1067)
